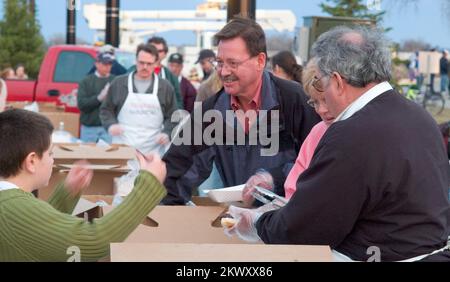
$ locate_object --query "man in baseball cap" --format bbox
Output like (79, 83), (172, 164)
(97, 52), (115, 64)
(77, 50), (116, 143)
(196, 49), (216, 81)
(168, 53), (197, 112)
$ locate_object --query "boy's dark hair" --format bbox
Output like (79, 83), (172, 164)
(136, 43), (159, 61)
(147, 36), (168, 53)
(0, 109), (53, 178)
(214, 16), (267, 57)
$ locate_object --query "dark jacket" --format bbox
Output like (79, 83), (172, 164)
(179, 76), (197, 113)
(440, 57), (449, 75)
(162, 71), (321, 205)
(77, 74), (116, 126)
(257, 90), (450, 261)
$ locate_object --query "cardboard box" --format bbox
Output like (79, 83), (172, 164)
(110, 243), (333, 262)
(5, 101), (65, 112)
(72, 198), (104, 222)
(52, 144), (135, 166)
(41, 112), (80, 138)
(103, 205), (246, 244)
(39, 165), (129, 201)
(82, 195), (114, 206)
(38, 144), (135, 200)
(191, 196), (222, 207)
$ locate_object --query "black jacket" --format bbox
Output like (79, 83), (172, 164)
(257, 90), (450, 261)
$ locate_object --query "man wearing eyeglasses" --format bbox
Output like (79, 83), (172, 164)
(127, 37), (184, 110)
(100, 44), (178, 155)
(225, 26), (450, 262)
(161, 17), (320, 205)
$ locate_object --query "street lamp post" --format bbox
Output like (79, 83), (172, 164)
(227, 0), (256, 22)
(106, 0), (120, 47)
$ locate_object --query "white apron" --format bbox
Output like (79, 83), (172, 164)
(112, 72), (167, 155)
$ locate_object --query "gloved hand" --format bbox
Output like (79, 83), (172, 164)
(97, 83), (110, 102)
(242, 169), (274, 207)
(223, 205), (262, 242)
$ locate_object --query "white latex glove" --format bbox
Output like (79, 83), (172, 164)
(155, 133), (170, 145)
(242, 170), (274, 207)
(108, 124), (123, 136)
(97, 83), (110, 102)
(223, 205), (262, 242)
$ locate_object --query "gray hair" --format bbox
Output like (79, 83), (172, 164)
(310, 25), (391, 88)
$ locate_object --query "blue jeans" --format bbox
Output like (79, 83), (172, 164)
(80, 125), (112, 143)
(441, 75), (449, 94)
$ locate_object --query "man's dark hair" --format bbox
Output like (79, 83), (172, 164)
(147, 36), (168, 53)
(136, 43), (159, 61)
(214, 16), (267, 57)
(0, 109), (53, 178)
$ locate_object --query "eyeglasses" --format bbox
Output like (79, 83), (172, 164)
(312, 74), (329, 92)
(137, 60), (156, 67)
(156, 49), (166, 54)
(212, 56), (254, 71)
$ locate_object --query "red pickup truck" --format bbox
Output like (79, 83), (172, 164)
(5, 45), (134, 112)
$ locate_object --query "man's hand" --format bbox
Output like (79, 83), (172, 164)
(97, 83), (110, 102)
(108, 124), (123, 136)
(136, 151), (167, 184)
(155, 133), (170, 145)
(242, 170), (274, 207)
(64, 160), (93, 197)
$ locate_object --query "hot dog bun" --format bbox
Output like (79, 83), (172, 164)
(221, 217), (237, 228)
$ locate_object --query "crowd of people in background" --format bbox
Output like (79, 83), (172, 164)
(0, 16), (448, 262)
(1, 64), (29, 80)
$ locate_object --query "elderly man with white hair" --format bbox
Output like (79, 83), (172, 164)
(225, 26), (450, 262)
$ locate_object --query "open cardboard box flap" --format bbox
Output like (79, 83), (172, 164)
(110, 243), (333, 262)
(52, 144), (135, 166)
(103, 205), (246, 244)
(72, 198), (104, 221)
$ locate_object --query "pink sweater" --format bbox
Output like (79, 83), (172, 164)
(284, 121), (329, 199)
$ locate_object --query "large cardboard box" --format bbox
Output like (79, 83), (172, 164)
(52, 144), (135, 166)
(103, 205), (246, 244)
(39, 165), (129, 201)
(5, 101), (65, 112)
(39, 144), (135, 200)
(110, 243), (333, 262)
(41, 112), (80, 138)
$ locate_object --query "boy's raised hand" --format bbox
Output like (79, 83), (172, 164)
(135, 151), (166, 185)
(64, 160), (93, 196)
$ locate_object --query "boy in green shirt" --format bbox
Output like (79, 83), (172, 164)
(0, 109), (167, 262)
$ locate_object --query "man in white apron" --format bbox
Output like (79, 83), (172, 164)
(100, 44), (178, 155)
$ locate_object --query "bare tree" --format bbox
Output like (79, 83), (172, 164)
(400, 39), (432, 52)
(266, 33), (294, 52)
